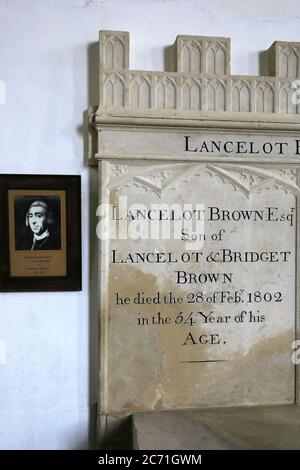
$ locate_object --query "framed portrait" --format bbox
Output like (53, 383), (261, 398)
(0, 175), (81, 291)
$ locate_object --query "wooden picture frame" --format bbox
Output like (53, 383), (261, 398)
(0, 174), (81, 291)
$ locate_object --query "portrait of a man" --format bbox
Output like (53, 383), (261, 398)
(14, 196), (61, 251)
(1, 176), (79, 286)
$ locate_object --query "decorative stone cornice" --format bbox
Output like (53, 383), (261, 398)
(94, 31), (300, 116)
(88, 31), (300, 164)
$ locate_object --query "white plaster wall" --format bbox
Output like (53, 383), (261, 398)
(0, 0), (299, 450)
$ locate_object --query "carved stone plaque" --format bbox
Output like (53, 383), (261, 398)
(104, 161), (296, 413)
(90, 31), (300, 445)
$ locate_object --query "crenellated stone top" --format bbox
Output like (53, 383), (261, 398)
(96, 30), (300, 116)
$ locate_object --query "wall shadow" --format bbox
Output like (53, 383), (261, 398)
(77, 41), (99, 449)
(87, 41), (99, 450)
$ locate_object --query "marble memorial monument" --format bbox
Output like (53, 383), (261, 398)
(88, 31), (300, 447)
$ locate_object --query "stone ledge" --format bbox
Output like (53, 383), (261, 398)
(132, 405), (300, 450)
